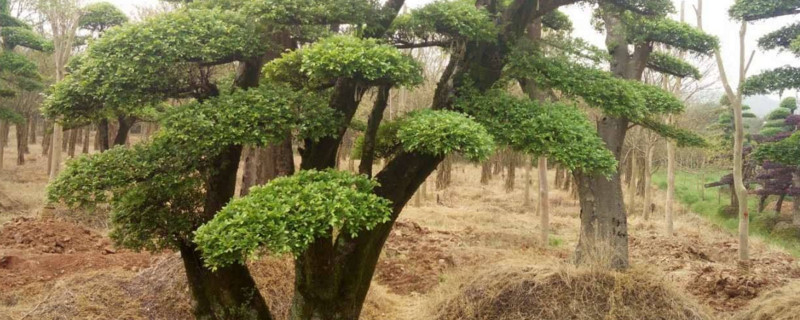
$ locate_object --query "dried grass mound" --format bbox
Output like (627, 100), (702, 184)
(733, 281), (800, 320)
(431, 263), (714, 320)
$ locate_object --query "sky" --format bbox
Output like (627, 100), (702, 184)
(101, 0), (797, 115)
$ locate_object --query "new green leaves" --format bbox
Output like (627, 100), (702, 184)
(389, 0), (498, 43)
(194, 169), (393, 269)
(646, 52), (701, 79)
(265, 35), (422, 88)
(743, 66), (800, 95)
(457, 90), (617, 175)
(78, 1), (128, 32)
(397, 110), (494, 161)
(626, 18), (718, 54)
(730, 0), (800, 21)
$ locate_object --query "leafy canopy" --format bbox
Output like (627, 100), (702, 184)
(78, 2), (128, 32)
(194, 169), (393, 270)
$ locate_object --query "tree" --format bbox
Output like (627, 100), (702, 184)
(729, 0), (800, 261)
(508, 0), (715, 269)
(0, 0), (49, 169)
(46, 1), (617, 319)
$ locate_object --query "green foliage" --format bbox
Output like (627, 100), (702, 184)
(0, 13), (27, 28)
(759, 126), (788, 138)
(743, 66), (800, 95)
(265, 35), (423, 88)
(397, 109), (494, 161)
(646, 51), (701, 79)
(351, 119), (403, 159)
(1, 27), (53, 51)
(70, 7), (268, 108)
(780, 97), (798, 112)
(0, 106), (24, 124)
(638, 117), (707, 147)
(194, 169), (393, 270)
(506, 50), (683, 120)
(0, 87), (14, 97)
(755, 131), (800, 166)
(79, 2), (129, 32)
(457, 89), (617, 174)
(241, 0), (376, 28)
(606, 0), (675, 16)
(390, 0), (498, 43)
(542, 10), (573, 32)
(730, 0), (800, 21)
(767, 107), (792, 120)
(626, 18), (718, 54)
(41, 75), (103, 126)
(47, 84), (338, 251)
(0, 51), (40, 81)
(758, 22), (800, 51)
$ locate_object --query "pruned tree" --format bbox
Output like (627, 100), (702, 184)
(46, 1), (618, 319)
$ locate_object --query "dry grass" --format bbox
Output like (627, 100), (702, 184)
(733, 281), (800, 320)
(424, 260), (714, 320)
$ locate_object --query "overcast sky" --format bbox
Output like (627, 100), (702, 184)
(100, 0), (797, 114)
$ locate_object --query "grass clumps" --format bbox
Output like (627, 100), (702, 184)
(428, 262), (713, 320)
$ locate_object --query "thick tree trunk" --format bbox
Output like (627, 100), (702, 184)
(575, 116), (629, 270)
(113, 116), (133, 146)
(98, 119), (110, 151)
(241, 137), (295, 196)
(539, 157), (549, 245)
(179, 242), (273, 320)
(642, 145), (655, 220)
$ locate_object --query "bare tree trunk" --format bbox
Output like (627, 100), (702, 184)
(82, 127), (90, 154)
(240, 146), (258, 196)
(539, 157), (549, 245)
(28, 116), (37, 144)
(49, 124), (64, 180)
(16, 123), (26, 165)
(436, 156), (452, 190)
(480, 161), (492, 185)
(524, 158), (532, 207)
(665, 121), (676, 236)
(643, 145), (655, 220)
(67, 128), (78, 158)
(793, 172), (800, 227)
(627, 148), (637, 214)
(505, 152), (517, 192)
(97, 119), (110, 151)
(0, 121), (6, 170)
(22, 117), (30, 154)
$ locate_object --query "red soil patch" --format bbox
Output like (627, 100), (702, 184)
(0, 218), (154, 292)
(376, 220), (460, 294)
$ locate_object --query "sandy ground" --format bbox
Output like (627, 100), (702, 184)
(1, 135), (799, 319)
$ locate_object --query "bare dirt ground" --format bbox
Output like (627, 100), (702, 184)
(1, 138), (799, 319)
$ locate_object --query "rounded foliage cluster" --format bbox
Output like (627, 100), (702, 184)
(397, 109), (494, 161)
(194, 169), (393, 270)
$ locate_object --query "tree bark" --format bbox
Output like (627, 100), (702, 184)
(758, 194), (768, 213)
(16, 122), (26, 165)
(575, 116), (629, 270)
(539, 157), (549, 245)
(98, 119), (110, 151)
(627, 148), (637, 214)
(0, 121), (6, 170)
(359, 86), (391, 177)
(49, 124), (63, 180)
(524, 158), (532, 208)
(28, 116), (36, 144)
(666, 124), (676, 236)
(793, 172), (800, 227)
(113, 116), (133, 147)
(436, 156), (452, 190)
(67, 128), (78, 158)
(777, 194), (786, 213)
(505, 152), (516, 192)
(480, 161), (492, 185)
(82, 127), (90, 154)
(643, 145), (655, 220)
